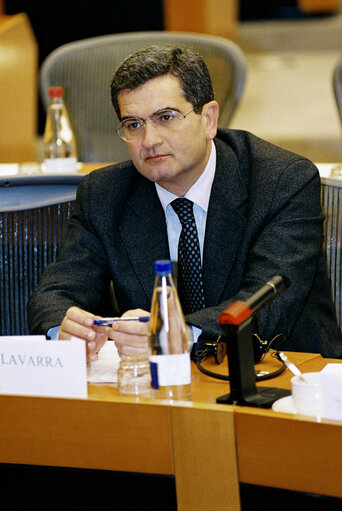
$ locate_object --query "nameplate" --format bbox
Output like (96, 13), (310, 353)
(0, 336), (87, 399)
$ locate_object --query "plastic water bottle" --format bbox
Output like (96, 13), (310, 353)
(43, 86), (77, 172)
(148, 260), (192, 400)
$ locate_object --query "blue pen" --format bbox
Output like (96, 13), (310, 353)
(93, 316), (150, 326)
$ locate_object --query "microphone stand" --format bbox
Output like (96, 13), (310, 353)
(216, 276), (291, 409)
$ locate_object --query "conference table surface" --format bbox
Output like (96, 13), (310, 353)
(1, 349), (342, 511)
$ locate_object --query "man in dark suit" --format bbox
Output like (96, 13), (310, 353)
(28, 45), (342, 360)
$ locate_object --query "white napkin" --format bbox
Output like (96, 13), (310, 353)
(87, 341), (120, 383)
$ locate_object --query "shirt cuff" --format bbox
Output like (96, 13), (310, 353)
(191, 325), (202, 343)
(47, 325), (60, 340)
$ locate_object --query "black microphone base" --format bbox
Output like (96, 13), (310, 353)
(216, 386), (291, 409)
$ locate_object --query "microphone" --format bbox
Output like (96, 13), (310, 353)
(219, 275), (291, 326)
(216, 275), (292, 408)
(246, 275), (290, 312)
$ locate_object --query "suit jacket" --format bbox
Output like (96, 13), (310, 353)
(28, 129), (342, 357)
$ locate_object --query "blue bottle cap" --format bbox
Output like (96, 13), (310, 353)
(154, 259), (172, 275)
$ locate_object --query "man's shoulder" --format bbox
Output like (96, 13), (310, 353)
(77, 160), (157, 215)
(215, 129), (317, 181)
(85, 160), (137, 183)
(213, 129), (320, 205)
(80, 160), (147, 195)
(215, 129), (314, 167)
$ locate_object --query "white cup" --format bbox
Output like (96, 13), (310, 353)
(291, 372), (323, 417)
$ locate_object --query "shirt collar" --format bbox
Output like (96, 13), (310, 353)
(155, 141), (216, 213)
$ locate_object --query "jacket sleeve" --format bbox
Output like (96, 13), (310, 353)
(27, 173), (113, 335)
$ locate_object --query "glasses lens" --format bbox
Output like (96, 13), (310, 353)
(153, 110), (179, 127)
(117, 110), (193, 141)
(117, 119), (144, 141)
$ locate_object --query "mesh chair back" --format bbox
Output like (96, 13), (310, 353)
(333, 57), (342, 126)
(0, 174), (82, 335)
(40, 31), (246, 163)
(321, 181), (342, 331)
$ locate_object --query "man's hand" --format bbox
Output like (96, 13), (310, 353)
(58, 306), (109, 362)
(108, 308), (150, 358)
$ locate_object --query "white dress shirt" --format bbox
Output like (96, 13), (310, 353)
(155, 141), (216, 262)
(156, 141), (217, 343)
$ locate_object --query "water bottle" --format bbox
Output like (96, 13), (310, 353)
(43, 86), (77, 172)
(148, 260), (192, 400)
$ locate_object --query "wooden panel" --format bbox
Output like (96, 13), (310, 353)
(171, 403), (240, 511)
(0, 394), (174, 474)
(0, 13), (38, 162)
(299, 0), (341, 12)
(235, 408), (342, 498)
(205, 0), (239, 39)
(163, 0), (206, 33)
(163, 0), (238, 40)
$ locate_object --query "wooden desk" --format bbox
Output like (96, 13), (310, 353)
(0, 161), (110, 176)
(76, 162), (112, 174)
(0, 352), (341, 510)
(199, 352), (342, 500)
(235, 356), (342, 498)
(0, 359), (240, 511)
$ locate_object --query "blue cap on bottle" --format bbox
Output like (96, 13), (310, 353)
(154, 259), (172, 276)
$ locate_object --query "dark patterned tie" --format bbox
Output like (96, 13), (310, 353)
(171, 198), (205, 314)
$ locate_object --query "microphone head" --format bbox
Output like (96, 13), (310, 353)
(282, 275), (291, 288)
(270, 275), (291, 295)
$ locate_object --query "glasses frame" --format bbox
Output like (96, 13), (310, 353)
(116, 108), (197, 142)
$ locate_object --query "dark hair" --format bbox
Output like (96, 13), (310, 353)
(110, 45), (214, 119)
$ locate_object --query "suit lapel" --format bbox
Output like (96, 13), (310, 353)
(119, 177), (170, 302)
(203, 139), (248, 306)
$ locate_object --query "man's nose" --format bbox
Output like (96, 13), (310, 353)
(141, 120), (163, 148)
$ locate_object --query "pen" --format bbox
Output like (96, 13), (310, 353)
(93, 316), (150, 326)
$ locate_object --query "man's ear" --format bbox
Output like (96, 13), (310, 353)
(202, 101), (219, 140)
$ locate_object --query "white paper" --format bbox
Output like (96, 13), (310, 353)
(321, 363), (342, 375)
(0, 337), (87, 399)
(0, 335), (46, 341)
(0, 164), (19, 175)
(43, 157), (77, 173)
(149, 353), (191, 387)
(320, 364), (342, 421)
(87, 341), (120, 383)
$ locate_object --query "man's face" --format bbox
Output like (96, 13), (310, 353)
(117, 74), (219, 195)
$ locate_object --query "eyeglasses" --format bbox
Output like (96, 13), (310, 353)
(116, 108), (196, 142)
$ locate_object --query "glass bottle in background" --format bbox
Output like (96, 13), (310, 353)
(148, 259), (191, 400)
(43, 86), (77, 172)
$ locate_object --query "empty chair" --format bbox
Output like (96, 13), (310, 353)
(0, 174), (82, 335)
(40, 31), (247, 163)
